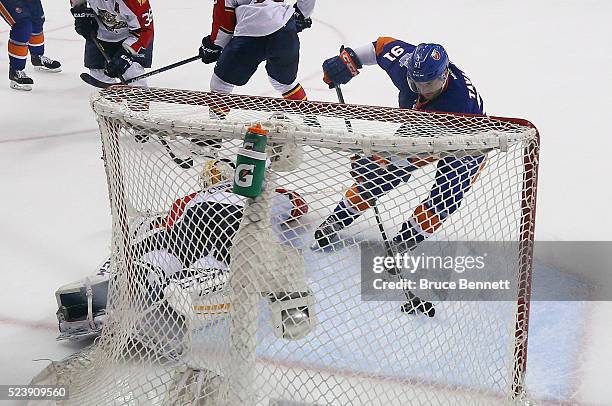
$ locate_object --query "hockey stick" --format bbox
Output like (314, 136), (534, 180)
(333, 84), (354, 132)
(334, 84), (435, 317)
(81, 55), (201, 89)
(159, 138), (194, 169)
(123, 55), (200, 85)
(88, 37), (194, 168)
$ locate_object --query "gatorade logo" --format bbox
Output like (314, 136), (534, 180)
(235, 163), (255, 187)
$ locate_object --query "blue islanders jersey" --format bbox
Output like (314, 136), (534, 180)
(373, 37), (485, 115)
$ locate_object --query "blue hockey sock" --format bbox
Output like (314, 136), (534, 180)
(8, 20), (32, 71)
(29, 16), (45, 55)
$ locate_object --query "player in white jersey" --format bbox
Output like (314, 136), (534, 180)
(70, 0), (154, 86)
(199, 0), (316, 106)
(54, 159), (309, 340)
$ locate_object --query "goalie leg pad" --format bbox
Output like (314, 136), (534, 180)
(164, 266), (230, 320)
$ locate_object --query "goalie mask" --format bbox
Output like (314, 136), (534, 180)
(199, 158), (236, 189)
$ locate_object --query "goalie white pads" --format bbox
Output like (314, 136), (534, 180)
(163, 265), (231, 322)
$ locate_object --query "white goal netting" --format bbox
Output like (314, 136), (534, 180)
(37, 86), (539, 406)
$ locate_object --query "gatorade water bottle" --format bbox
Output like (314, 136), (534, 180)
(233, 124), (269, 197)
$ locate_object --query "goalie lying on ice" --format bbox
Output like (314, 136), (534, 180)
(55, 159), (311, 341)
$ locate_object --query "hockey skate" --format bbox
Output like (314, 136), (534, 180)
(31, 54), (62, 73)
(9, 68), (33, 91)
(313, 214), (344, 249)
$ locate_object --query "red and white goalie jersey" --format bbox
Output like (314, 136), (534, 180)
(135, 180), (309, 275)
(211, 0), (316, 46)
(73, 0), (154, 54)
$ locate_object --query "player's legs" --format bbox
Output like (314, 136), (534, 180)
(7, 19), (31, 71)
(392, 154), (487, 250)
(1, 0), (31, 70)
(209, 36), (265, 126)
(27, 0), (61, 73)
(26, 0), (43, 55)
(212, 36), (265, 93)
(314, 157), (413, 248)
(264, 17), (307, 102)
(1, 0), (34, 89)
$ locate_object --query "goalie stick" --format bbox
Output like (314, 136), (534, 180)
(334, 83), (435, 317)
(80, 55), (200, 89)
(159, 138), (194, 169)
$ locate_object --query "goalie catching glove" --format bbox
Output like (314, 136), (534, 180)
(322, 47), (362, 88)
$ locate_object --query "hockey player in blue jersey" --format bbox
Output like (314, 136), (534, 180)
(0, 0), (62, 90)
(314, 38), (486, 252)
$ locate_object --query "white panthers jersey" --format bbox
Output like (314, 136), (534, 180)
(226, 0), (316, 37)
(85, 0), (154, 54)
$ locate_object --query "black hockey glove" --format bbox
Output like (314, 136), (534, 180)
(105, 48), (133, 79)
(293, 5), (312, 33)
(71, 6), (98, 39)
(322, 47), (362, 88)
(199, 36), (223, 64)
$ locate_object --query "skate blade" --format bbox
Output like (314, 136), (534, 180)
(34, 66), (62, 73)
(10, 81), (32, 91)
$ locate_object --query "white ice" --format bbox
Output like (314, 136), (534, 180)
(1, 0), (611, 404)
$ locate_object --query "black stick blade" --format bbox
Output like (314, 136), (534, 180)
(401, 300), (436, 317)
(80, 73), (114, 89)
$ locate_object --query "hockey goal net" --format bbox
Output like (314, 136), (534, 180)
(40, 86), (538, 405)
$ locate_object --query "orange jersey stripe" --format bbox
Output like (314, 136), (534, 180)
(345, 185), (372, 212)
(29, 33), (45, 46)
(0, 2), (16, 26)
(8, 41), (28, 58)
(409, 155), (437, 168)
(375, 37), (397, 56)
(413, 203), (442, 234)
(469, 158), (488, 187)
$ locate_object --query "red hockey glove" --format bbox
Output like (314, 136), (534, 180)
(275, 187), (309, 220)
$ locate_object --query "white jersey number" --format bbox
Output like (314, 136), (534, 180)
(383, 45), (405, 62)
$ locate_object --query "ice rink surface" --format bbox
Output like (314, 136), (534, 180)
(1, 1), (611, 404)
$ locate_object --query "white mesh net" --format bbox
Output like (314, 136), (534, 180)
(44, 86), (539, 405)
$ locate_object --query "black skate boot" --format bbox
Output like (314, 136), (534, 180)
(313, 214), (344, 249)
(9, 68), (34, 91)
(31, 54), (62, 73)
